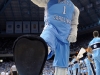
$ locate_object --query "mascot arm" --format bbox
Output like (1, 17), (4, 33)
(31, 0), (49, 7)
(68, 5), (80, 43)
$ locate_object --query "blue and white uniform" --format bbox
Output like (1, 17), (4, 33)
(84, 58), (92, 75)
(71, 59), (79, 75)
(67, 63), (72, 75)
(88, 37), (100, 75)
(80, 60), (87, 74)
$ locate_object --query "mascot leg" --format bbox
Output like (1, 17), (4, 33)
(54, 67), (67, 75)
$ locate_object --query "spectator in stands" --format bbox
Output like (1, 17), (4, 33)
(87, 31), (100, 75)
(9, 65), (18, 75)
(11, 65), (18, 75)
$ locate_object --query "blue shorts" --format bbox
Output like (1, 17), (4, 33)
(40, 27), (70, 67)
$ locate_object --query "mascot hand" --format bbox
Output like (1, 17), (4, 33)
(68, 35), (76, 43)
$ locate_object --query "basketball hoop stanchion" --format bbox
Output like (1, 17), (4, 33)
(13, 35), (48, 75)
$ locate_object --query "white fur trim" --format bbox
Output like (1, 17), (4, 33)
(68, 35), (77, 43)
(68, 5), (80, 42)
(71, 5), (80, 25)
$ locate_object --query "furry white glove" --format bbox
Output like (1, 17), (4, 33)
(68, 5), (80, 43)
(68, 35), (76, 43)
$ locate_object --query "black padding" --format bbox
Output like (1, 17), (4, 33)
(13, 35), (48, 75)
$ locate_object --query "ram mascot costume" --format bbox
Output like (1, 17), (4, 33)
(13, 0), (80, 75)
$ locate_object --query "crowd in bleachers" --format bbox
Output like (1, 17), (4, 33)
(0, 38), (16, 54)
(78, 22), (100, 32)
(0, 55), (96, 75)
(0, 35), (92, 54)
(0, 35), (95, 75)
(0, 61), (14, 73)
(70, 35), (92, 52)
(42, 60), (54, 75)
(0, 60), (55, 75)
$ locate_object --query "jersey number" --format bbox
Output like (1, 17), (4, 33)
(63, 6), (66, 14)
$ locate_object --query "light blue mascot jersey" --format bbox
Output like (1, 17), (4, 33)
(88, 37), (100, 61)
(47, 0), (74, 43)
(40, 0), (74, 67)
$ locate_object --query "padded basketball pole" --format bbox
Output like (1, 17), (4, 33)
(0, 0), (11, 15)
